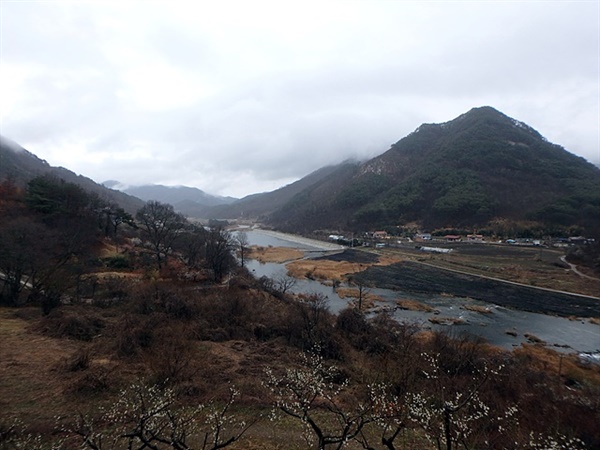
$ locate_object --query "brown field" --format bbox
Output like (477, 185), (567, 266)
(248, 246), (304, 263)
(286, 259), (364, 281)
(285, 250), (403, 282)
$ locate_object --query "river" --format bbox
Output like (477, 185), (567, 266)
(242, 230), (600, 356)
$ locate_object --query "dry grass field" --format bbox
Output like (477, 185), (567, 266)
(247, 246), (304, 263)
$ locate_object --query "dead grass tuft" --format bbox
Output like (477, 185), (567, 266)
(523, 333), (545, 344)
(514, 344), (600, 386)
(428, 316), (466, 325)
(462, 304), (493, 314)
(396, 298), (438, 313)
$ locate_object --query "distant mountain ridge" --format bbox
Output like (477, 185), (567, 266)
(0, 136), (143, 214)
(4, 106), (599, 235)
(105, 182), (237, 218)
(230, 106), (600, 235)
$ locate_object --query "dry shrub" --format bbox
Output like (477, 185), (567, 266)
(34, 307), (104, 341)
(159, 289), (201, 320)
(336, 308), (371, 336)
(335, 308), (374, 352)
(195, 289), (281, 341)
(100, 275), (131, 302)
(113, 314), (159, 358)
(127, 282), (160, 315)
(144, 326), (198, 386)
(60, 347), (91, 372)
(66, 366), (112, 395)
(127, 282), (201, 320)
(425, 331), (486, 376)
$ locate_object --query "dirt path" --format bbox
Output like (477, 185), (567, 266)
(560, 256), (600, 281)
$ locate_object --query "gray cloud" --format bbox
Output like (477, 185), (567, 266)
(1, 1), (598, 198)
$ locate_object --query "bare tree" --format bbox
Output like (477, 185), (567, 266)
(0, 217), (46, 305)
(265, 349), (383, 450)
(235, 230), (249, 268)
(136, 201), (186, 270)
(346, 273), (371, 311)
(68, 382), (256, 450)
(408, 351), (505, 450)
(273, 270), (297, 295)
(174, 224), (207, 269)
(205, 227), (236, 282)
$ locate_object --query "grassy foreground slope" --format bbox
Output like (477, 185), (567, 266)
(1, 269), (600, 449)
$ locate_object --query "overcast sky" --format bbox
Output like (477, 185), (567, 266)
(1, 1), (598, 198)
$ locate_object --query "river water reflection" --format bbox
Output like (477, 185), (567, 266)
(243, 230), (600, 354)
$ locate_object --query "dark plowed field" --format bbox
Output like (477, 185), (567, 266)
(353, 261), (600, 318)
(314, 249), (380, 264)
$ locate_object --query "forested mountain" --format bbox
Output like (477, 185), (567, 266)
(265, 107), (600, 235)
(0, 136), (143, 213)
(4, 106), (599, 235)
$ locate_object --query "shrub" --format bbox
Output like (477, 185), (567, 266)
(66, 366), (111, 395)
(35, 308), (104, 341)
(61, 348), (91, 372)
(102, 255), (131, 269)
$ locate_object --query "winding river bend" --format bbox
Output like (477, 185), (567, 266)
(243, 230), (600, 356)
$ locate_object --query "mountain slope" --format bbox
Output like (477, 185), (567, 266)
(267, 107), (600, 234)
(0, 136), (144, 214)
(204, 162), (359, 220)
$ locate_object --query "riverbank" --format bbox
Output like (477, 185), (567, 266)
(251, 229), (344, 250)
(244, 232), (599, 351)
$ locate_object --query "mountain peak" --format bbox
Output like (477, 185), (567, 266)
(265, 107), (600, 235)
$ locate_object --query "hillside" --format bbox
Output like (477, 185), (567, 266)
(267, 107), (600, 235)
(0, 136), (144, 214)
(204, 162), (359, 220)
